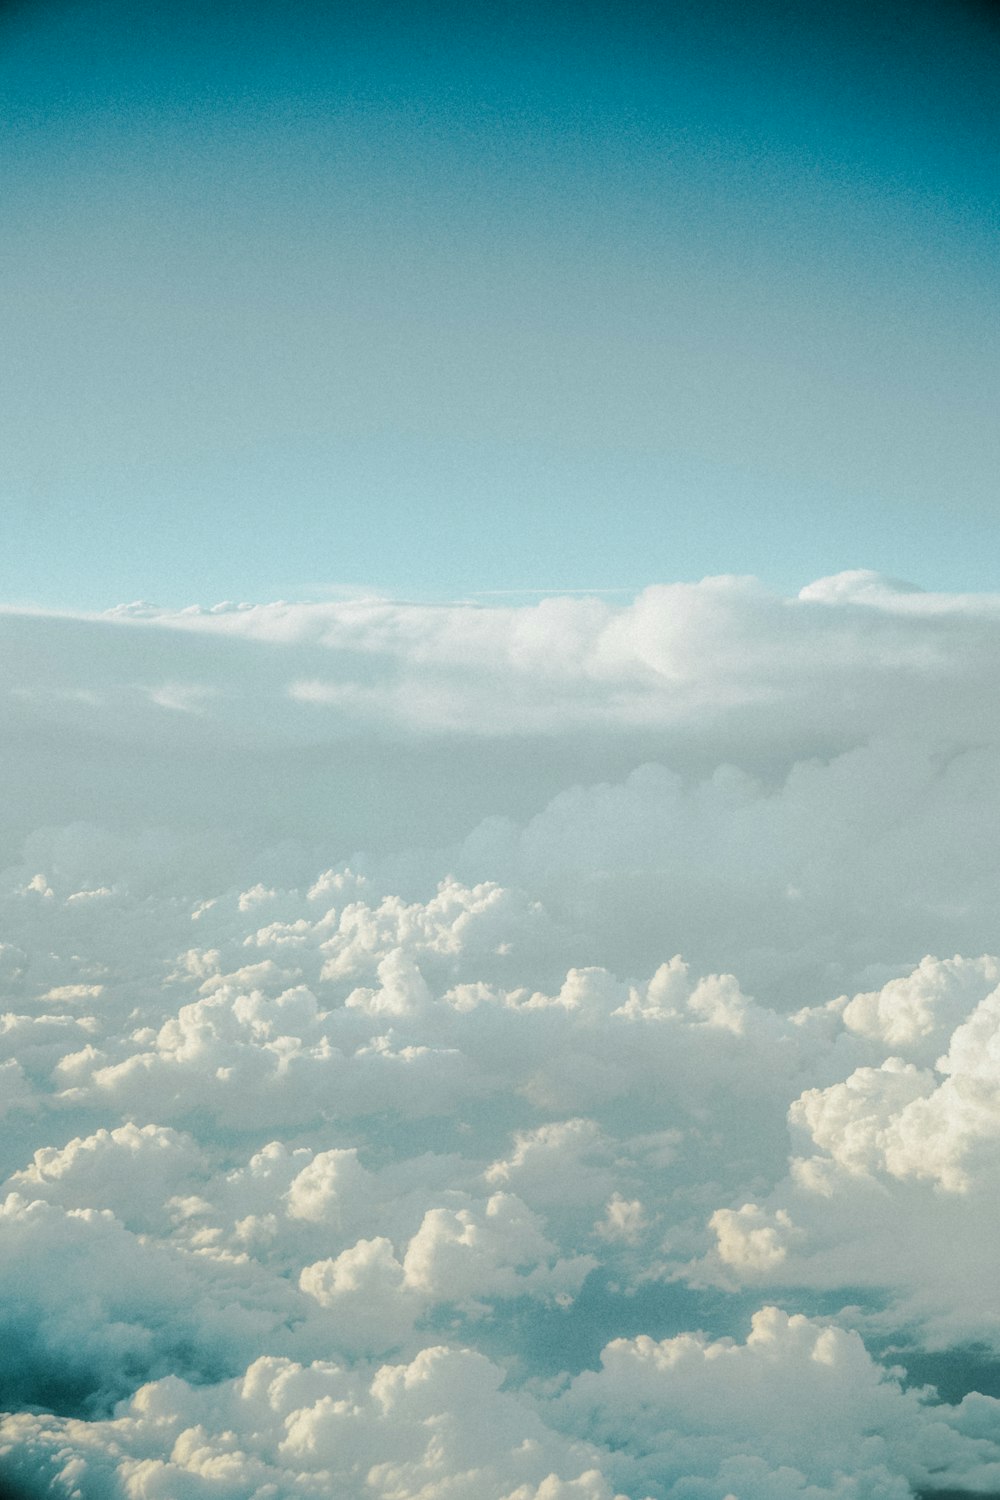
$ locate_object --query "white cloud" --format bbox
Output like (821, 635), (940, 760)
(841, 954), (1000, 1062)
(594, 1194), (647, 1247)
(709, 1203), (798, 1274)
(0, 1347), (625, 1500)
(555, 1307), (1000, 1499)
(8, 1311), (1000, 1500)
(7, 1123), (206, 1232)
(2, 579), (1000, 1494)
(793, 984), (1000, 1193)
(399, 1191), (594, 1307)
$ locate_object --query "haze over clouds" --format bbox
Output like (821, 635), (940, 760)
(1, 577), (1000, 1498)
(5, 573), (1000, 994)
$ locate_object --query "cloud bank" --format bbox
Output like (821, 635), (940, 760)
(1, 575), (999, 1498)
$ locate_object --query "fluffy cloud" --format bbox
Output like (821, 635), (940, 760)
(2, 579), (1000, 1496)
(554, 1307), (1000, 1499)
(793, 982), (1000, 1193)
(5, 1315), (1000, 1500)
(297, 1189), (594, 1352)
(677, 963), (1000, 1350)
(0, 1346), (624, 1500)
(8, 1124), (207, 1231)
(708, 1203), (798, 1274)
(840, 955), (1000, 1062)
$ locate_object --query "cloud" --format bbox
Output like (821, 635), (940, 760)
(5, 1312), (998, 1500)
(2, 578), (1000, 1494)
(0, 1348), (624, 1500)
(709, 1203), (799, 1274)
(6, 577), (1000, 1002)
(3, 573), (1000, 855)
(398, 1191), (594, 1306)
(840, 955), (1000, 1063)
(680, 962), (1000, 1350)
(554, 1307), (1000, 1499)
(793, 984), (1000, 1194)
(7, 1123), (207, 1232)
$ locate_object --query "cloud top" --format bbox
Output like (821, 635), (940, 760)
(1, 576), (999, 1495)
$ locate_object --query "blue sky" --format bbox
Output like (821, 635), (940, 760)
(2, 0), (998, 608)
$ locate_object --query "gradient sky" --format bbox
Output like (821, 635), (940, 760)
(2, 0), (998, 608)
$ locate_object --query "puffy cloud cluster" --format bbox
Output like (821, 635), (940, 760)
(5, 1312), (1000, 1500)
(0, 1346), (622, 1500)
(685, 959), (1000, 1350)
(2, 849), (1000, 1491)
(796, 973), (1000, 1197)
(1, 578), (1000, 1497)
(555, 1307), (1000, 1500)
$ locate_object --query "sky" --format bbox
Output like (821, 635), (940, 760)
(2, 0), (999, 607)
(4, 5), (1000, 1499)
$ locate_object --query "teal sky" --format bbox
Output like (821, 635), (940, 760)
(2, 0), (998, 608)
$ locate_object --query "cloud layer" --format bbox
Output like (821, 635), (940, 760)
(1, 576), (999, 1497)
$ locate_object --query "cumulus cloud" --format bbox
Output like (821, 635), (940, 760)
(554, 1307), (1000, 1499)
(792, 982), (1000, 1194)
(840, 955), (1000, 1061)
(1, 578), (999, 1496)
(709, 1203), (799, 1274)
(5, 1314), (1000, 1500)
(670, 961), (1000, 1351)
(0, 1347), (625, 1500)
